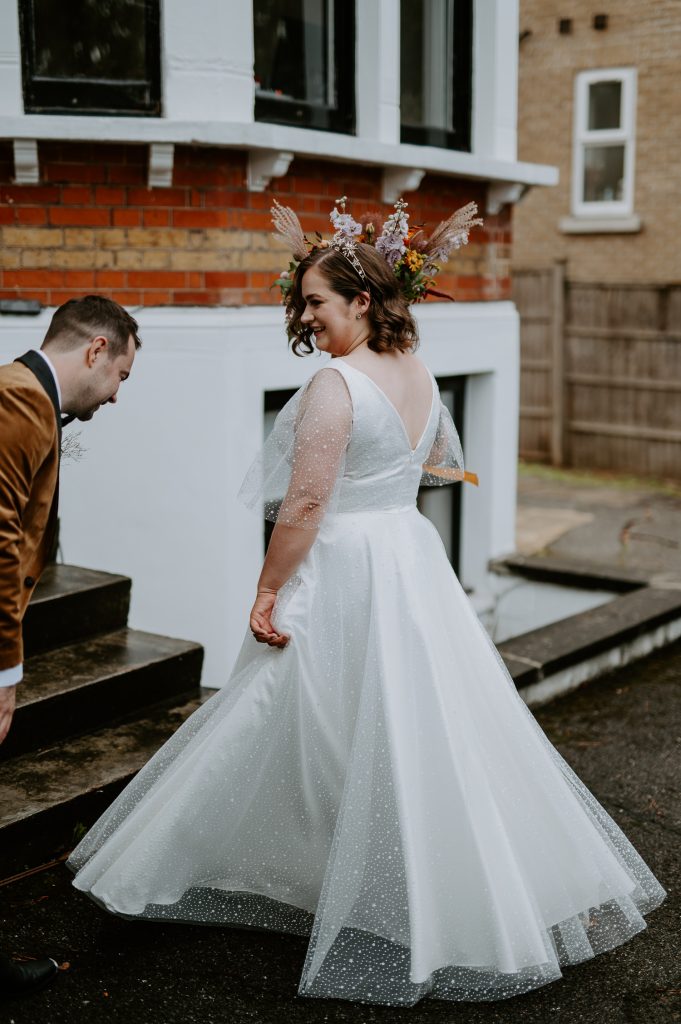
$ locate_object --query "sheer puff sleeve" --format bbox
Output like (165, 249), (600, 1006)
(421, 401), (477, 486)
(238, 367), (353, 529)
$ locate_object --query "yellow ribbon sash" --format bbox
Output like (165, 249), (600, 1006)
(422, 466), (479, 486)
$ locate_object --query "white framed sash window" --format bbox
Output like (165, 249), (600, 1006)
(571, 68), (637, 220)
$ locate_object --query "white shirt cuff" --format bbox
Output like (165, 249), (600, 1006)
(0, 664), (22, 686)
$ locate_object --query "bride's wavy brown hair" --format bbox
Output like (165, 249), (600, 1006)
(286, 243), (419, 356)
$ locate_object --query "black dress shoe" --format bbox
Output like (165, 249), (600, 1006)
(1, 957), (59, 996)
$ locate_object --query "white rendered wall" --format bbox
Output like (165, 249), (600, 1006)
(472, 0), (519, 161)
(0, 303), (518, 687)
(162, 0), (255, 122)
(356, 0), (400, 145)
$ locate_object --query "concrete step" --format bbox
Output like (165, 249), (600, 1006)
(23, 564), (131, 657)
(1, 629), (204, 761)
(490, 553), (649, 592)
(0, 698), (203, 872)
(499, 585), (681, 703)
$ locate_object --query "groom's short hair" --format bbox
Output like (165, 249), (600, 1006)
(42, 295), (141, 357)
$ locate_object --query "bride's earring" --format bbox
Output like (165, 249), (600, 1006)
(356, 313), (362, 319)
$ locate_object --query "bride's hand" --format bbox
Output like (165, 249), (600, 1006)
(250, 590), (290, 648)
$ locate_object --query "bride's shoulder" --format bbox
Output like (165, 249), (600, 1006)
(305, 363), (352, 394)
(300, 365), (353, 418)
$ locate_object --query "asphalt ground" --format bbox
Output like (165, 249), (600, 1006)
(1, 636), (679, 1024)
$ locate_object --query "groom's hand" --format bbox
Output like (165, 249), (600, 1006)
(0, 685), (16, 744)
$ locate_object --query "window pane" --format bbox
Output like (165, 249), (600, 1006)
(400, 1), (424, 127)
(254, 0), (331, 107)
(400, 0), (454, 131)
(588, 80), (622, 130)
(583, 144), (625, 202)
(31, 0), (147, 81)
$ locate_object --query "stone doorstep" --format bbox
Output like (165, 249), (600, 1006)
(23, 563), (132, 658)
(501, 589), (681, 684)
(517, 619), (681, 709)
(0, 698), (203, 864)
(492, 552), (681, 699)
(489, 553), (650, 592)
(29, 564), (130, 604)
(1, 629), (204, 761)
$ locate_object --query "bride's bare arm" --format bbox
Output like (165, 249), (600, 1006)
(249, 369), (352, 646)
(258, 523), (319, 594)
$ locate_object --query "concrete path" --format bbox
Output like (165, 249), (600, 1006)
(516, 464), (681, 585)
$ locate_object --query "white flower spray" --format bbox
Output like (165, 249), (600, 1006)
(375, 199), (410, 267)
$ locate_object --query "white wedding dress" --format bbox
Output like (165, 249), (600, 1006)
(68, 361), (665, 1006)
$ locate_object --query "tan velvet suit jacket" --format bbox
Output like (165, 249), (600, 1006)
(0, 361), (60, 671)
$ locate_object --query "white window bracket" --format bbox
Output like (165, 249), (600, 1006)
(148, 143), (175, 188)
(486, 182), (527, 215)
(247, 150), (294, 192)
(13, 139), (39, 184)
(381, 167), (425, 205)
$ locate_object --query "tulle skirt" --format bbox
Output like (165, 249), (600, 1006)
(68, 508), (665, 1005)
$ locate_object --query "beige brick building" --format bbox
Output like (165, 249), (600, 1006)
(514, 1), (681, 282)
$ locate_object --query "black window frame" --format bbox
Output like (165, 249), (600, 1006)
(18, 0), (162, 117)
(400, 0), (473, 152)
(254, 0), (355, 135)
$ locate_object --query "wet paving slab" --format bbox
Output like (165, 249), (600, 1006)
(1, 641), (679, 1024)
(516, 465), (681, 584)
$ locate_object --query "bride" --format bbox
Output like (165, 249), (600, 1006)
(68, 199), (665, 1006)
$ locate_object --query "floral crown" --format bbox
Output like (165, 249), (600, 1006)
(271, 196), (482, 308)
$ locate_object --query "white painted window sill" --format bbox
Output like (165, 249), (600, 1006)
(0, 114), (558, 189)
(559, 215), (641, 235)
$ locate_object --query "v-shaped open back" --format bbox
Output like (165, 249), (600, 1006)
(336, 360), (436, 453)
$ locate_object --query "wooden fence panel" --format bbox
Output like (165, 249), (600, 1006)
(511, 269), (554, 463)
(514, 271), (681, 478)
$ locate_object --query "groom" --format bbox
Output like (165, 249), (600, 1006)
(0, 295), (140, 995)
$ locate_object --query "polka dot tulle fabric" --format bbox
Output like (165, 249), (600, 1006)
(69, 362), (665, 1006)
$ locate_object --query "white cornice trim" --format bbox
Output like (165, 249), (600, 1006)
(247, 149), (294, 192)
(381, 167), (426, 204)
(13, 138), (39, 183)
(487, 182), (529, 214)
(0, 116), (558, 188)
(148, 142), (175, 187)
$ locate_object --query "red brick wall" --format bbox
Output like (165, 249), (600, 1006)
(0, 142), (510, 308)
